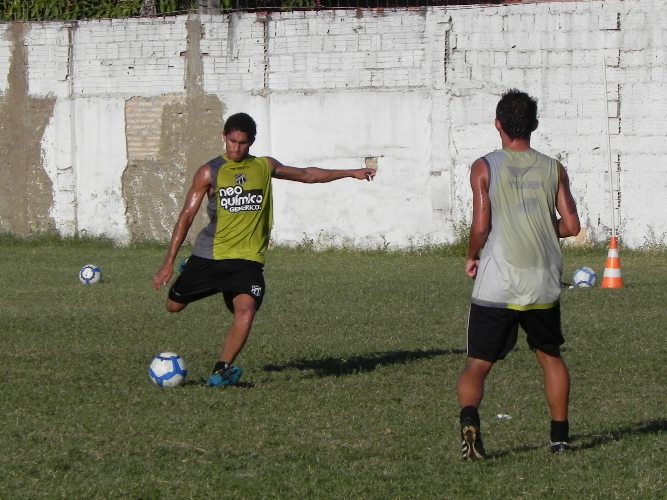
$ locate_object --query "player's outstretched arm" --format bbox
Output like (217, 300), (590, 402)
(267, 157), (375, 183)
(153, 164), (211, 290)
(554, 163), (581, 239)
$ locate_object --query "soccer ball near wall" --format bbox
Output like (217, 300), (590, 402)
(148, 352), (188, 387)
(572, 267), (597, 288)
(79, 264), (102, 285)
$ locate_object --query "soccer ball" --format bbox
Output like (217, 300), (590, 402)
(178, 257), (189, 274)
(148, 352), (187, 387)
(79, 264), (102, 285)
(572, 267), (597, 287)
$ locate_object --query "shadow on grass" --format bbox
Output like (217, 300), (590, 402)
(488, 418), (667, 458)
(263, 348), (465, 377)
(572, 418), (667, 450)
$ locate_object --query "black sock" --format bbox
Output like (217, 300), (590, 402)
(550, 420), (569, 442)
(212, 361), (230, 374)
(460, 406), (480, 427)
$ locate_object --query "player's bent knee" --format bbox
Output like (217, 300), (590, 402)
(232, 295), (257, 320)
(166, 300), (187, 313)
(234, 305), (256, 322)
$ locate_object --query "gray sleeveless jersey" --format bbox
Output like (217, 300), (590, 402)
(471, 148), (562, 310)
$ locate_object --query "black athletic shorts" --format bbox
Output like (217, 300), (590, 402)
(168, 255), (265, 312)
(466, 302), (564, 362)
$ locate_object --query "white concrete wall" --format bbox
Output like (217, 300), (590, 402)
(0, 25), (12, 93)
(4, 0), (666, 248)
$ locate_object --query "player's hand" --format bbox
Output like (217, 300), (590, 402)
(153, 266), (173, 291)
(465, 258), (479, 279)
(354, 168), (376, 181)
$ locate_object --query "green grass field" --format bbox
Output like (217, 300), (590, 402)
(1, 237), (665, 498)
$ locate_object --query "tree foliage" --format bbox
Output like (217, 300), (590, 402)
(0, 0), (496, 21)
(0, 0), (190, 21)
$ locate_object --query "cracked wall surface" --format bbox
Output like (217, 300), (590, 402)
(0, 23), (56, 236)
(122, 93), (224, 243)
(0, 2), (665, 248)
(122, 17), (224, 243)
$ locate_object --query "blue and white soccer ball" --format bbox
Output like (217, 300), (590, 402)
(572, 266), (597, 288)
(79, 264), (102, 285)
(148, 352), (188, 387)
(178, 257), (189, 274)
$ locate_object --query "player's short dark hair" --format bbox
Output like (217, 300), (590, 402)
(496, 89), (538, 140)
(223, 112), (257, 140)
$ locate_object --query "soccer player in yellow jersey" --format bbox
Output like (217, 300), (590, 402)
(153, 113), (375, 387)
(457, 90), (581, 459)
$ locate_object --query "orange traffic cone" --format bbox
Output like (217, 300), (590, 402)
(600, 235), (623, 288)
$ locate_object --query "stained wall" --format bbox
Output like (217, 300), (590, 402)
(0, 1), (665, 248)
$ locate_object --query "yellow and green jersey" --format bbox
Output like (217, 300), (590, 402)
(472, 148), (562, 310)
(192, 155), (273, 264)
